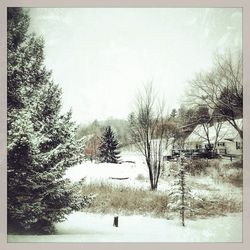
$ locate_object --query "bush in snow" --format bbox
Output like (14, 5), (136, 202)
(184, 159), (211, 176)
(98, 126), (120, 163)
(7, 8), (89, 234)
(206, 160), (242, 187)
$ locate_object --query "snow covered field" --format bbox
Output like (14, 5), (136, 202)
(64, 150), (172, 191)
(8, 150), (242, 243)
(64, 151), (242, 199)
(8, 212), (242, 242)
(65, 151), (148, 189)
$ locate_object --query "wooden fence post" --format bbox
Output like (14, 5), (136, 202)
(113, 216), (119, 227)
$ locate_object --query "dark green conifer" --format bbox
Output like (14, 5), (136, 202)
(7, 8), (89, 234)
(99, 126), (120, 163)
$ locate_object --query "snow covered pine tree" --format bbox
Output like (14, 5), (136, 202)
(167, 155), (196, 226)
(99, 126), (120, 163)
(7, 8), (90, 234)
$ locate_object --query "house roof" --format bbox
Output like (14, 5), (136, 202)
(185, 118), (242, 144)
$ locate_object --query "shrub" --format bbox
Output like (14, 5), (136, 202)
(202, 159), (243, 187)
(185, 159), (210, 176)
(190, 194), (242, 218)
(167, 159), (220, 176)
(224, 161), (243, 169)
(135, 174), (147, 181)
(210, 161), (243, 187)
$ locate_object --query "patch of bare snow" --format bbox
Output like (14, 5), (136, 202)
(64, 151), (154, 189)
(8, 212), (242, 242)
(64, 151), (173, 191)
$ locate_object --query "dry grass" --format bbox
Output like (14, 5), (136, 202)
(81, 183), (169, 217)
(166, 159), (243, 187)
(206, 160), (243, 187)
(81, 180), (242, 219)
(79, 157), (242, 219)
(190, 194), (242, 218)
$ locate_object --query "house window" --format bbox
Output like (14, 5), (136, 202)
(218, 142), (225, 147)
(236, 141), (242, 150)
(219, 148), (226, 154)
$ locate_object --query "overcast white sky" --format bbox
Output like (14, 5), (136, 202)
(28, 8), (242, 125)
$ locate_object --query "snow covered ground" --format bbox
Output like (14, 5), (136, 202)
(64, 150), (172, 191)
(64, 161), (152, 189)
(64, 150), (242, 198)
(8, 212), (242, 242)
(8, 150), (242, 243)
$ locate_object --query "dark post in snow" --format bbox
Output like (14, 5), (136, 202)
(113, 216), (119, 227)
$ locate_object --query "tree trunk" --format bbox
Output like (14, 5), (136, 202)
(146, 158), (155, 190)
(228, 118), (243, 140)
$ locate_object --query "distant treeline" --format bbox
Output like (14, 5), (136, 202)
(76, 118), (131, 147)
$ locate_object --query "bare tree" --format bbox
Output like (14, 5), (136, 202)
(173, 106), (198, 150)
(84, 135), (100, 162)
(162, 119), (178, 151)
(129, 83), (165, 190)
(192, 106), (223, 154)
(188, 51), (243, 140)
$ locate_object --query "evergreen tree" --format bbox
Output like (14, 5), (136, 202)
(170, 108), (177, 119)
(167, 156), (195, 226)
(7, 8), (90, 234)
(99, 126), (120, 163)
